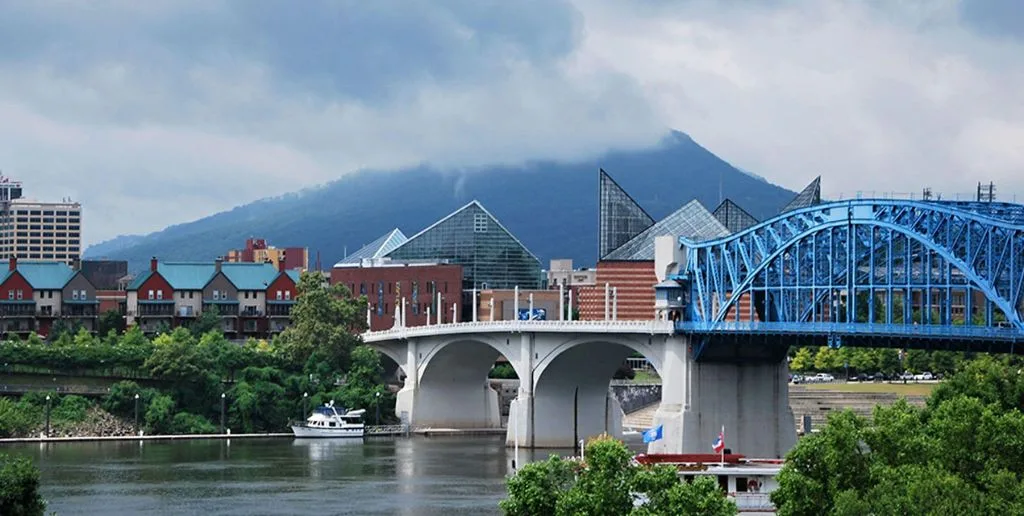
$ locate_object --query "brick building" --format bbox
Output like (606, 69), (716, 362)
(0, 257), (99, 337)
(330, 258), (463, 331)
(226, 238), (309, 271)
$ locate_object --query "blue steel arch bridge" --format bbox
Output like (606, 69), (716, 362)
(669, 199), (1024, 361)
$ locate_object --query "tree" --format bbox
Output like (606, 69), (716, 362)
(97, 310), (125, 336)
(191, 305), (222, 337)
(274, 272), (366, 375)
(773, 356), (1024, 515)
(812, 347), (841, 372)
(789, 347), (814, 372)
(500, 437), (736, 516)
(0, 454), (46, 516)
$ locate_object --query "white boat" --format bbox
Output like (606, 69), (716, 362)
(634, 453), (782, 515)
(291, 401), (366, 438)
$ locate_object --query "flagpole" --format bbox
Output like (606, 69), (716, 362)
(720, 425), (725, 466)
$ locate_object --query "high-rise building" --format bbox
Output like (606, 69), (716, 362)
(0, 175), (83, 264)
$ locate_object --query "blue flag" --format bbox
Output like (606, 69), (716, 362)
(642, 425), (663, 444)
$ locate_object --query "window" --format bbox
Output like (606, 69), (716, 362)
(156, 290), (163, 300)
(72, 290), (79, 300)
(7, 290), (12, 300)
(276, 290), (283, 300)
(16, 290), (22, 300)
(80, 290), (87, 299)
(189, 291), (194, 299)
(284, 291), (291, 301)
(148, 290), (154, 300)
(359, 283), (366, 295)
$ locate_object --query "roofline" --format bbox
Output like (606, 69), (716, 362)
(599, 168), (656, 222)
(387, 200), (541, 265)
(713, 198), (759, 224)
(603, 199), (726, 259)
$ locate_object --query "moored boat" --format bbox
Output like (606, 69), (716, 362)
(291, 401), (366, 438)
(634, 453), (782, 514)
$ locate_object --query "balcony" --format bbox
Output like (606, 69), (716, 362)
(0, 301), (36, 318)
(62, 301), (99, 318)
(137, 301), (175, 317)
(267, 301), (294, 318)
(240, 307), (264, 318)
(203, 301), (239, 317)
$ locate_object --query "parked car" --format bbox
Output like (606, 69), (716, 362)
(812, 373), (835, 382)
(853, 373), (870, 382)
(791, 374), (803, 384)
(872, 372), (888, 382)
(913, 372), (934, 381)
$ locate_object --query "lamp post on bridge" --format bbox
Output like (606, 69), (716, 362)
(220, 393), (226, 434)
(134, 393), (140, 434)
(303, 392), (308, 421)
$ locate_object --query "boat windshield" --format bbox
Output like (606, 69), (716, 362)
(313, 406), (347, 416)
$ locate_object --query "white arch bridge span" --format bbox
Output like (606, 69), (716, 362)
(363, 320), (795, 457)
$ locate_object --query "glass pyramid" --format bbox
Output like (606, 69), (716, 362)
(603, 200), (730, 261)
(599, 169), (655, 260)
(386, 201), (542, 289)
(780, 177), (822, 214)
(335, 229), (408, 265)
(713, 199), (759, 233)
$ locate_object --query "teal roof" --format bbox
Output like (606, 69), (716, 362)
(127, 270), (152, 290)
(222, 263), (280, 290)
(128, 261), (283, 291)
(17, 261), (76, 290)
(285, 270), (301, 282)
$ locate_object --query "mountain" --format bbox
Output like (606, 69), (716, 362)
(86, 131), (798, 272)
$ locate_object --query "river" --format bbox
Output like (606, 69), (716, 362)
(4, 436), (590, 516)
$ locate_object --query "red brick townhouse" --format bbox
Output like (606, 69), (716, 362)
(126, 258), (300, 337)
(0, 257), (100, 338)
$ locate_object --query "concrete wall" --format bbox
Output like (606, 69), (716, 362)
(611, 384), (662, 414)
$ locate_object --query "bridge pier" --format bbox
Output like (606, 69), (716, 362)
(648, 337), (795, 458)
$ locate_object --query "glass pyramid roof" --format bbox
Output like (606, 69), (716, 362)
(713, 199), (759, 233)
(780, 176), (822, 214)
(386, 201), (542, 289)
(335, 229), (408, 265)
(603, 200), (730, 261)
(599, 169), (655, 259)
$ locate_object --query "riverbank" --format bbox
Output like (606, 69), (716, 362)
(0, 432), (292, 444)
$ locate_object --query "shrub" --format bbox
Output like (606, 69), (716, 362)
(52, 395), (90, 423)
(0, 454), (46, 516)
(0, 399), (38, 438)
(489, 364), (518, 379)
(171, 413), (217, 435)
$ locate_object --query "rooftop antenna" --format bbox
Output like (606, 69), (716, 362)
(922, 187), (933, 201)
(977, 181), (996, 203)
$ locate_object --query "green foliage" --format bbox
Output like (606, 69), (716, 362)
(101, 381), (159, 419)
(191, 305), (222, 337)
(0, 399), (38, 438)
(170, 412), (218, 434)
(500, 437), (736, 516)
(773, 356), (1024, 515)
(144, 394), (175, 435)
(98, 310), (126, 336)
(0, 454), (46, 516)
(274, 272), (365, 374)
(789, 347), (813, 372)
(489, 363), (519, 379)
(52, 395), (90, 423)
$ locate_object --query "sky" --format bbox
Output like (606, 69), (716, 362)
(1, 0), (1022, 246)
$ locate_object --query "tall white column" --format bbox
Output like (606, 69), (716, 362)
(426, 307), (431, 326)
(604, 283), (610, 321)
(528, 293), (534, 320)
(568, 289), (574, 321)
(514, 286), (520, 321)
(472, 289), (478, 323)
(402, 297), (407, 327)
(437, 292), (442, 324)
(612, 287), (618, 321)
(452, 302), (458, 324)
(489, 298), (495, 322)
(559, 283), (565, 321)
(366, 304), (371, 328)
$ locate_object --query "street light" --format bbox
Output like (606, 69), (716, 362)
(134, 393), (140, 434)
(302, 392), (308, 421)
(45, 395), (51, 438)
(220, 393), (226, 434)
(375, 391), (381, 425)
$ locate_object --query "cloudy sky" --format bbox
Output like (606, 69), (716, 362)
(1, 0), (1022, 246)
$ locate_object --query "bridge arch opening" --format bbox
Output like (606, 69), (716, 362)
(529, 337), (663, 448)
(413, 337), (523, 429)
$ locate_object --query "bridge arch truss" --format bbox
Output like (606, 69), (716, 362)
(680, 200), (1024, 351)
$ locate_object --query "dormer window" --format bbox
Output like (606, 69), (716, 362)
(156, 290), (163, 300)
(276, 290), (283, 300)
(148, 290), (154, 300)
(284, 291), (291, 301)
(72, 290), (80, 300)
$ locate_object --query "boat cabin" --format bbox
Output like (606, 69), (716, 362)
(635, 453), (781, 514)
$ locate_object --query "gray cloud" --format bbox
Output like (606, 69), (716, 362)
(0, 0), (1022, 246)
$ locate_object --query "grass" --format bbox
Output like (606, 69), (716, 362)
(631, 370), (662, 384)
(799, 382), (938, 397)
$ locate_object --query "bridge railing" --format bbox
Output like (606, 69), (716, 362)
(363, 319), (675, 340)
(678, 321), (1024, 341)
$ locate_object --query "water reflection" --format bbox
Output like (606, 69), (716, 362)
(6, 437), (520, 516)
